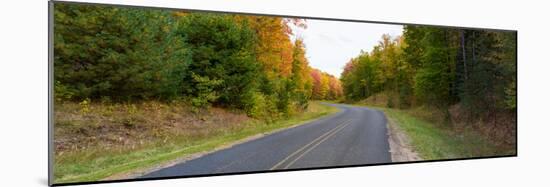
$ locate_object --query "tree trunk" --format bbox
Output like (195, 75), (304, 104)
(472, 31), (476, 66)
(461, 30), (468, 80)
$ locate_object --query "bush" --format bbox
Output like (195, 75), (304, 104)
(54, 81), (75, 103)
(243, 92), (268, 118)
(189, 73), (223, 111)
(387, 96), (394, 108)
(79, 98), (91, 115)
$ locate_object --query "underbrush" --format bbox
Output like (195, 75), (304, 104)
(381, 107), (515, 160)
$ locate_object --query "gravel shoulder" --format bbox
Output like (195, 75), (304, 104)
(386, 115), (421, 162)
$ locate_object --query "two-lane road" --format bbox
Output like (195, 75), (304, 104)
(141, 103), (390, 178)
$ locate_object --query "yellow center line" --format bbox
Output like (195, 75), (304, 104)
(269, 119), (352, 170)
(282, 121), (351, 169)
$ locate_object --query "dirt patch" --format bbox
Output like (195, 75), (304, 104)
(54, 101), (252, 155)
(386, 115), (421, 162)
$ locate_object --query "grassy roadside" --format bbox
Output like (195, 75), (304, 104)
(375, 107), (511, 160)
(54, 101), (339, 184)
(345, 101), (511, 160)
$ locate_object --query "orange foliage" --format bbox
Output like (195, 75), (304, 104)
(310, 68), (343, 100)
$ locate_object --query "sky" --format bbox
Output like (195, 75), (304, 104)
(290, 19), (403, 78)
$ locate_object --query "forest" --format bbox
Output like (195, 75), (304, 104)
(52, 3), (516, 183)
(54, 4), (342, 119)
(340, 26), (516, 145)
(53, 4), (347, 183)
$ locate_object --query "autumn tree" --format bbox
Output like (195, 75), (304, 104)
(290, 39), (313, 108)
(311, 69), (342, 100)
(340, 25), (516, 123)
(54, 3), (344, 119)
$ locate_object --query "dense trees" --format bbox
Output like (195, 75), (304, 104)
(340, 34), (407, 105)
(54, 4), (342, 119)
(403, 26), (517, 116)
(310, 69), (342, 100)
(177, 13), (259, 110)
(409, 27), (456, 107)
(340, 26), (516, 123)
(459, 31), (517, 114)
(290, 39), (314, 107)
(54, 4), (191, 101)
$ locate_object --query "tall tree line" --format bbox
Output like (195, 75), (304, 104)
(310, 69), (343, 100)
(341, 26), (516, 120)
(53, 4), (342, 118)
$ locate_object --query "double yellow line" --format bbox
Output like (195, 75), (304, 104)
(270, 119), (352, 170)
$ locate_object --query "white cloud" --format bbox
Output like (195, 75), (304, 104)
(290, 19), (403, 77)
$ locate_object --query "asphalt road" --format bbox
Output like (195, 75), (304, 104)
(141, 103), (390, 179)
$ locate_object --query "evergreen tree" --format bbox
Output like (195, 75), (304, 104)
(54, 4), (191, 101)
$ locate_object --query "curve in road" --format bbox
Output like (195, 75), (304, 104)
(141, 103), (390, 179)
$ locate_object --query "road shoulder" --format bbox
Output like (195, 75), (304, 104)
(386, 114), (422, 162)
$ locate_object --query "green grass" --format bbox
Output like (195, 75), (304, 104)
(377, 107), (511, 160)
(54, 101), (339, 184)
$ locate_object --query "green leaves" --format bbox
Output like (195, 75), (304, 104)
(54, 4), (191, 101)
(341, 26), (516, 115)
(411, 27), (455, 105)
(54, 3), (341, 118)
(178, 13), (259, 110)
(189, 73), (223, 110)
(341, 35), (406, 103)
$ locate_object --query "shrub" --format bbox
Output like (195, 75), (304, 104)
(79, 98), (91, 115)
